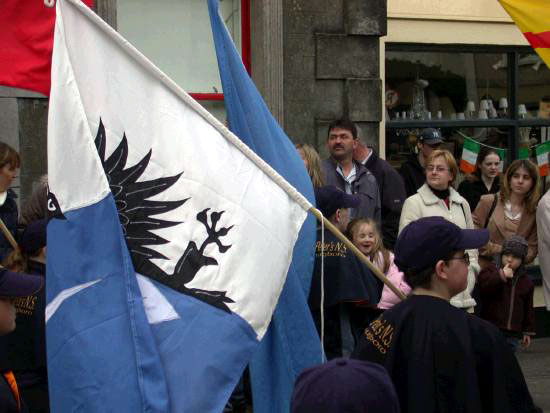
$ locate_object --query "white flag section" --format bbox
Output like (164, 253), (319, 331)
(46, 1), (311, 411)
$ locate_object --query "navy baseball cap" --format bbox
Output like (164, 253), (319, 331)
(395, 216), (488, 273)
(291, 358), (399, 413)
(315, 185), (360, 218)
(0, 268), (43, 298)
(419, 128), (444, 145)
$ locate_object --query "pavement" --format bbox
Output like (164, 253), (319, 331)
(517, 337), (550, 411)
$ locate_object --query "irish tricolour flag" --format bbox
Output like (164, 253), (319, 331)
(460, 137), (480, 174)
(536, 141), (550, 176)
(461, 137), (506, 174)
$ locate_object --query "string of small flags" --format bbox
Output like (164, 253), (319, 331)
(458, 132), (549, 177)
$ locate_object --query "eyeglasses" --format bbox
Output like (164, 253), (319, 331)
(426, 165), (449, 173)
(446, 253), (470, 266)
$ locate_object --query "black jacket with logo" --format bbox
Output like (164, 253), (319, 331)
(353, 295), (538, 413)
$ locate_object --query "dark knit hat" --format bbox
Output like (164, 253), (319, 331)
(502, 235), (528, 262)
(314, 185), (360, 218)
(19, 219), (47, 255)
(290, 358), (400, 413)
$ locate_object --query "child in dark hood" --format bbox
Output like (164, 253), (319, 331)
(291, 358), (400, 413)
(478, 235), (535, 352)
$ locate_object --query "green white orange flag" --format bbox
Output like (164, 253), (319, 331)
(499, 0), (550, 69)
(460, 137), (480, 174)
(536, 141), (550, 176)
(461, 137), (507, 174)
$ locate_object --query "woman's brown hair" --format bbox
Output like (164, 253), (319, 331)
(500, 159), (541, 214)
(0, 142), (20, 170)
(296, 143), (324, 188)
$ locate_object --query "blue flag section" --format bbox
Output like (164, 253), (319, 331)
(46, 196), (170, 412)
(207, 1), (321, 411)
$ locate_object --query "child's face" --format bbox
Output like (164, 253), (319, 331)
(502, 253), (522, 271)
(352, 223), (377, 255)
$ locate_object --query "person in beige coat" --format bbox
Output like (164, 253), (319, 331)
(537, 188), (550, 310)
(473, 160), (540, 266)
(399, 149), (480, 311)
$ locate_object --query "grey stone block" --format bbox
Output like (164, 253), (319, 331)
(284, 55), (315, 80)
(285, 0), (342, 14)
(286, 11), (314, 34)
(345, 78), (382, 122)
(312, 80), (344, 119)
(18, 99), (48, 205)
(345, 0), (387, 36)
(285, 34), (316, 57)
(316, 34), (379, 79)
(284, 104), (316, 144)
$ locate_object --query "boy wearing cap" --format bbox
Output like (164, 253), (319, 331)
(478, 235), (535, 352)
(353, 217), (538, 412)
(0, 267), (43, 412)
(309, 186), (383, 359)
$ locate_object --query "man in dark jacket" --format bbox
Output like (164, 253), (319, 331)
(399, 128), (443, 197)
(354, 142), (406, 250)
(321, 119), (381, 224)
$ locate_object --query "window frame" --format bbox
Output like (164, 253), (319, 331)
(189, 0), (250, 102)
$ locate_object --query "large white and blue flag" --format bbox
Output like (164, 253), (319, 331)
(207, 1), (321, 411)
(45, 1), (311, 411)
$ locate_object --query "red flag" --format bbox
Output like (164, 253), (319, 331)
(499, 0), (550, 70)
(0, 0), (93, 96)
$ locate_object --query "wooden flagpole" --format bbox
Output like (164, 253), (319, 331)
(0, 217), (18, 251)
(309, 207), (406, 301)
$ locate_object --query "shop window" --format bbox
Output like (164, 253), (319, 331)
(385, 45), (550, 178)
(116, 0), (250, 121)
(386, 51), (508, 122)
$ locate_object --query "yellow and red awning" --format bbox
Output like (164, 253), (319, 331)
(499, 0), (550, 69)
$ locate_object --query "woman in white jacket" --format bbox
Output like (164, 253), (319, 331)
(399, 149), (480, 312)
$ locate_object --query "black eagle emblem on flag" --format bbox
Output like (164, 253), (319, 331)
(53, 119), (236, 312)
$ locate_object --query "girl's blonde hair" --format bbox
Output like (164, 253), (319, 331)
(346, 218), (390, 273)
(501, 159), (541, 214)
(295, 143), (324, 188)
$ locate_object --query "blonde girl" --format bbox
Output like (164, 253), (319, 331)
(347, 218), (410, 309)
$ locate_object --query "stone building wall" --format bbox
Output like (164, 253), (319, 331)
(281, 0), (386, 156)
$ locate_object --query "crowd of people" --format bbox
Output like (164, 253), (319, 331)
(0, 142), (49, 412)
(0, 119), (549, 412)
(294, 119), (550, 412)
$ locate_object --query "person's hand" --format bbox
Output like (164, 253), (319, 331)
(522, 335), (531, 349)
(472, 214), (481, 227)
(353, 140), (369, 163)
(501, 263), (514, 279)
